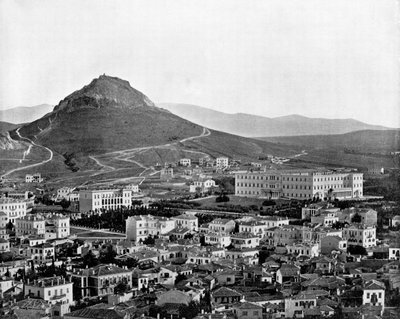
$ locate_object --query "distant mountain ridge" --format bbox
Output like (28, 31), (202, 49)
(159, 103), (392, 137)
(0, 121), (19, 133)
(0, 104), (53, 124)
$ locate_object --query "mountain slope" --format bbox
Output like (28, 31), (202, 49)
(15, 75), (205, 155)
(0, 104), (53, 124)
(258, 130), (400, 153)
(12, 75), (297, 162)
(159, 103), (392, 137)
(0, 121), (19, 133)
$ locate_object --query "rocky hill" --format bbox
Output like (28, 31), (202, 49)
(16, 75), (204, 155)
(2, 75), (305, 181)
(0, 132), (23, 150)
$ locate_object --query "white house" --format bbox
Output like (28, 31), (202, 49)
(126, 215), (175, 243)
(0, 238), (10, 253)
(208, 218), (236, 233)
(0, 198), (28, 224)
(204, 232), (231, 247)
(24, 276), (73, 306)
(172, 214), (198, 231)
(362, 280), (385, 313)
(216, 157), (229, 169)
(189, 179), (216, 193)
(286, 242), (319, 258)
(230, 233), (260, 249)
(179, 158), (191, 167)
(342, 225), (376, 248)
(25, 173), (43, 183)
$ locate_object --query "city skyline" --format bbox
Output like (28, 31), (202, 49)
(1, 0), (399, 127)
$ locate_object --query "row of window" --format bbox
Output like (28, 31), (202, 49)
(92, 193), (130, 199)
(237, 175), (279, 180)
(237, 174), (362, 183)
(0, 204), (26, 209)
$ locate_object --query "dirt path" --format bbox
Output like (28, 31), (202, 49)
(88, 126), (211, 183)
(1, 127), (53, 179)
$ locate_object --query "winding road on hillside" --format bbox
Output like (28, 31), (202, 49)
(88, 126), (211, 181)
(1, 127), (54, 179)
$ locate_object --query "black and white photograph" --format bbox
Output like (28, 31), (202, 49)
(0, 0), (399, 318)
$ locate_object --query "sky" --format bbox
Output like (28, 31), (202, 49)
(0, 0), (399, 127)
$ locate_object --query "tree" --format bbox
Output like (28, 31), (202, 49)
(132, 200), (143, 206)
(42, 193), (54, 205)
(115, 257), (138, 269)
(180, 301), (201, 319)
(114, 281), (128, 294)
(175, 273), (187, 285)
(216, 194), (229, 203)
(143, 236), (155, 245)
(83, 250), (99, 268)
(351, 213), (362, 223)
(200, 290), (212, 313)
(99, 245), (116, 264)
(262, 199), (276, 206)
(347, 245), (367, 256)
(60, 198), (70, 210)
(184, 233), (193, 240)
(5, 221), (13, 230)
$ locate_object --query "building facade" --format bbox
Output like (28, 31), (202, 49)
(179, 158), (191, 166)
(24, 277), (73, 306)
(342, 225), (376, 248)
(15, 214), (46, 237)
(235, 169), (363, 200)
(0, 198), (28, 224)
(71, 264), (132, 300)
(126, 215), (175, 243)
(216, 157), (229, 169)
(79, 188), (132, 213)
(172, 214), (199, 231)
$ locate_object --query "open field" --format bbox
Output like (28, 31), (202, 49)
(290, 149), (399, 171)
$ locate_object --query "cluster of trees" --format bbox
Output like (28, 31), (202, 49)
(215, 194), (229, 203)
(347, 245), (367, 256)
(63, 152), (79, 172)
(212, 177), (235, 194)
(148, 292), (211, 319)
(150, 200), (201, 210)
(82, 244), (117, 268)
(71, 206), (182, 232)
(13, 261), (68, 282)
(262, 199), (276, 206)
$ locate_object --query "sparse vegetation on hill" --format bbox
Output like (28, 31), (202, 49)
(16, 75), (204, 156)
